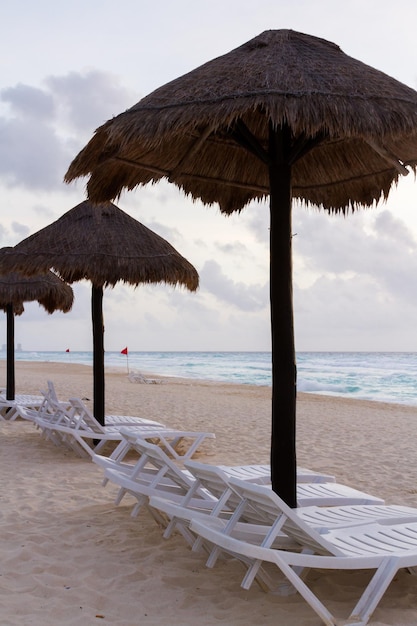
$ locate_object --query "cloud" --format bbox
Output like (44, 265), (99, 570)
(215, 240), (249, 256)
(0, 223), (9, 245)
(200, 259), (268, 311)
(0, 85), (65, 188)
(45, 70), (138, 136)
(1, 83), (55, 120)
(100, 279), (271, 352)
(0, 70), (138, 191)
(0, 115), (71, 188)
(293, 209), (417, 308)
(11, 222), (31, 240)
(143, 220), (185, 248)
(291, 208), (417, 350)
(294, 270), (417, 351)
(240, 200), (270, 243)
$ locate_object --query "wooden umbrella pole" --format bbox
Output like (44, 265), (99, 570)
(6, 303), (15, 401)
(269, 121), (297, 508)
(92, 284), (105, 425)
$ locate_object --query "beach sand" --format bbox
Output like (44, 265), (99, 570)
(1, 360), (417, 625)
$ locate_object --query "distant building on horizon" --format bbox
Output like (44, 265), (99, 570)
(2, 343), (22, 351)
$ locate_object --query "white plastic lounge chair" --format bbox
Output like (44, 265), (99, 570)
(96, 431), (332, 490)
(94, 426), (215, 475)
(20, 403), (71, 449)
(21, 398), (93, 453)
(191, 469), (417, 572)
(190, 477), (417, 626)
(128, 370), (162, 384)
(188, 463), (385, 509)
(0, 392), (45, 421)
(19, 389), (94, 449)
(104, 440), (383, 537)
(68, 397), (167, 428)
(149, 460), (269, 548)
(29, 398), (214, 460)
(149, 461), (333, 547)
(34, 390), (166, 432)
(103, 438), (219, 527)
(102, 440), (334, 522)
(68, 422), (211, 460)
(18, 384), (81, 449)
(216, 464), (335, 484)
(19, 381), (77, 433)
(34, 382), (163, 429)
(149, 460), (394, 554)
(2, 380), (68, 422)
(38, 381), (74, 417)
(101, 441), (325, 545)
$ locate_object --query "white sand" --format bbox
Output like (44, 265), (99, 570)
(1, 360), (417, 625)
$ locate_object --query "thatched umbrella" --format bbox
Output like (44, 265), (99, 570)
(1, 201), (198, 424)
(0, 251), (74, 400)
(65, 30), (417, 505)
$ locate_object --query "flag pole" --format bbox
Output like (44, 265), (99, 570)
(121, 347), (129, 373)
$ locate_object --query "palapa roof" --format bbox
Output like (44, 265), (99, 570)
(0, 249), (74, 315)
(65, 29), (417, 213)
(1, 201), (198, 291)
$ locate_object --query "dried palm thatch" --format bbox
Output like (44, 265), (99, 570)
(0, 249), (74, 400)
(63, 30), (417, 506)
(65, 29), (417, 213)
(0, 299), (23, 317)
(1, 201), (199, 290)
(0, 202), (198, 423)
(0, 270), (74, 314)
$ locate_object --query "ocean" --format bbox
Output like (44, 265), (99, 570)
(5, 350), (417, 407)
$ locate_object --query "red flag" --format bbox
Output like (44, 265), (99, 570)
(121, 347), (128, 355)
(65, 348), (70, 353)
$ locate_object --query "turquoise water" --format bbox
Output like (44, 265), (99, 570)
(5, 350), (417, 407)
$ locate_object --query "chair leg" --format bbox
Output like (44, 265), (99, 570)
(348, 557), (399, 626)
(268, 552), (399, 626)
(147, 504), (170, 528)
(131, 495), (148, 517)
(163, 516), (180, 539)
(269, 554), (337, 625)
(114, 487), (127, 505)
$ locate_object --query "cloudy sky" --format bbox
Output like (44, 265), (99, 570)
(1, 0), (417, 353)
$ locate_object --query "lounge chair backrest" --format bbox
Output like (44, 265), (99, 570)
(46, 380), (59, 403)
(36, 390), (73, 425)
(186, 461), (291, 524)
(39, 384), (57, 414)
(227, 477), (342, 556)
(68, 398), (106, 434)
(184, 460), (243, 511)
(38, 392), (54, 415)
(119, 433), (195, 492)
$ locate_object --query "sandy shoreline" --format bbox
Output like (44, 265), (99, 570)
(1, 360), (417, 625)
